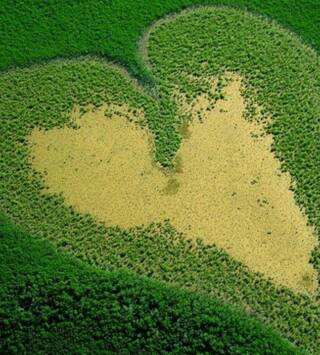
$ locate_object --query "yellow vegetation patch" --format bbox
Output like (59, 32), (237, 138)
(28, 75), (318, 293)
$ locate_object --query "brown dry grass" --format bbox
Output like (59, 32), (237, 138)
(28, 75), (318, 293)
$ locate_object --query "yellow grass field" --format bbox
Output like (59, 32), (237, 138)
(29, 74), (318, 293)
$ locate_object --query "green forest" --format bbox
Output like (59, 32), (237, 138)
(1, 1), (320, 353)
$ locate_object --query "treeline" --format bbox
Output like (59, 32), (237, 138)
(0, 214), (300, 354)
(0, 0), (319, 79)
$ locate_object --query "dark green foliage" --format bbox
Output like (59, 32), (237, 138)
(0, 215), (300, 354)
(0, 0), (319, 79)
(1, 2), (320, 354)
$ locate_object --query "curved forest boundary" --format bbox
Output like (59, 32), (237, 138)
(0, 0), (319, 80)
(0, 214), (301, 354)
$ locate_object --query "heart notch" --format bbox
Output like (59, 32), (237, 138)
(28, 74), (318, 293)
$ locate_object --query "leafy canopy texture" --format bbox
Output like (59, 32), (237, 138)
(0, 214), (300, 354)
(1, 5), (320, 354)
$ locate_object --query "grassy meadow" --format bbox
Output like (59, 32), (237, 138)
(1, 1), (320, 354)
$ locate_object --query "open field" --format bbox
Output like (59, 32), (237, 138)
(1, 2), (320, 354)
(28, 75), (317, 293)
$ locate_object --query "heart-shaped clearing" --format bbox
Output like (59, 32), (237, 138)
(28, 74), (317, 293)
